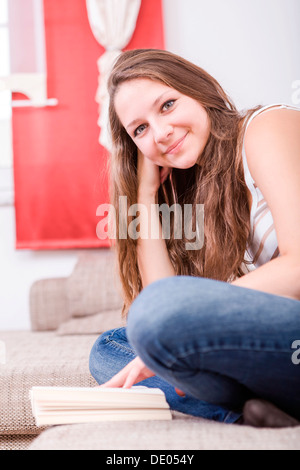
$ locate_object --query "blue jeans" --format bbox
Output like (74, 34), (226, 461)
(89, 276), (300, 422)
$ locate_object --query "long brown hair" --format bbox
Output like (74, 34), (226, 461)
(107, 49), (260, 317)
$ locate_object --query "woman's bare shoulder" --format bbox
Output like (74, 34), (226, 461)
(244, 106), (300, 165)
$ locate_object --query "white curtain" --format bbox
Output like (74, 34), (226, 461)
(86, 0), (141, 150)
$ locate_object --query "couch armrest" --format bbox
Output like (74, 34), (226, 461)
(29, 278), (71, 331)
(29, 249), (124, 332)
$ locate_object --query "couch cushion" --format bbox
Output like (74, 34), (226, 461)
(0, 434), (37, 451)
(28, 411), (300, 450)
(56, 309), (125, 336)
(66, 250), (123, 317)
(30, 278), (71, 331)
(0, 331), (98, 435)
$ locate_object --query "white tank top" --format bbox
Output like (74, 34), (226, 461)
(242, 103), (300, 270)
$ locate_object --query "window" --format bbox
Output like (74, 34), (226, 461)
(0, 0), (13, 204)
(0, 0), (12, 168)
(0, 0), (56, 205)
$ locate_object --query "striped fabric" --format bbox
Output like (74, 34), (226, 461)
(242, 103), (300, 270)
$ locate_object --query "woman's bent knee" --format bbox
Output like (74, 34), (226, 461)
(89, 327), (136, 384)
(126, 277), (192, 357)
(126, 276), (211, 344)
(126, 280), (169, 349)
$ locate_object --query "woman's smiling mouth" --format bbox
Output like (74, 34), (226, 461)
(165, 133), (188, 155)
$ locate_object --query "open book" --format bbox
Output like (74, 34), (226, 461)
(30, 386), (172, 426)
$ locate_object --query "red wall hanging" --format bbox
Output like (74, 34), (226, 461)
(12, 0), (165, 249)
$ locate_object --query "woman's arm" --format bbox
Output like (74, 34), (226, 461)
(232, 108), (300, 300)
(100, 155), (177, 390)
(136, 152), (175, 288)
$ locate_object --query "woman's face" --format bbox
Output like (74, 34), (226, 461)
(114, 78), (211, 169)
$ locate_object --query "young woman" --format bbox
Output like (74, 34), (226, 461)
(89, 49), (300, 427)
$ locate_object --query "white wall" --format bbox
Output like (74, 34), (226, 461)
(0, 0), (299, 330)
(162, 0), (300, 109)
(0, 206), (79, 330)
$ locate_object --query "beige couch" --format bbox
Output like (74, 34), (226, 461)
(0, 249), (299, 450)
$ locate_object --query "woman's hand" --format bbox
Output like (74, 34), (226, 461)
(99, 356), (186, 397)
(137, 150), (171, 198)
(99, 356), (155, 389)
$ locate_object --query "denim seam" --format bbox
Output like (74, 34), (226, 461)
(104, 338), (136, 356)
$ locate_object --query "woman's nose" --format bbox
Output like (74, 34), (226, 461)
(153, 121), (173, 144)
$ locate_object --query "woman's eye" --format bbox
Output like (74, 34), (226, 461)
(134, 124), (147, 137)
(162, 100), (175, 111)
